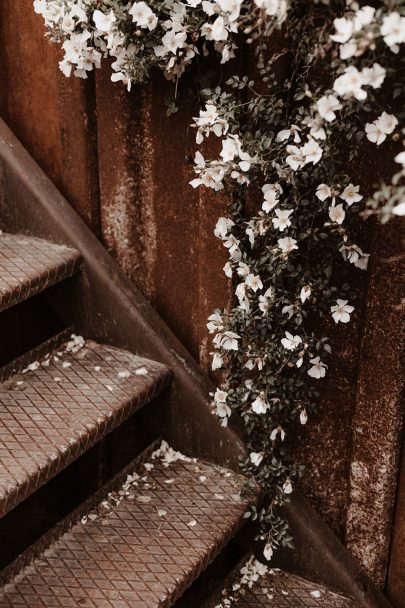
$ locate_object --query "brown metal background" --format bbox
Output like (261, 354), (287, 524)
(0, 1), (404, 600)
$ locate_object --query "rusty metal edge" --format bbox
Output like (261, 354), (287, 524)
(0, 439), (256, 600)
(0, 439), (163, 585)
(277, 493), (394, 608)
(197, 552), (357, 608)
(0, 116), (246, 470)
(0, 327), (74, 382)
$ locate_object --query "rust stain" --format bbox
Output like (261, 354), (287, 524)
(0, 0), (63, 189)
(346, 218), (405, 586)
(388, 435), (405, 607)
(138, 84), (157, 300)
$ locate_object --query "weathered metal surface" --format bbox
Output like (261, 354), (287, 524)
(0, 116), (247, 469)
(95, 68), (231, 368)
(295, 313), (364, 538)
(0, 233), (81, 313)
(0, 338), (170, 518)
(0, 449), (254, 608)
(0, 7), (404, 597)
(203, 558), (357, 608)
(0, 1), (100, 233)
(388, 437), (405, 607)
(56, 72), (102, 234)
(0, 2), (63, 190)
(346, 218), (405, 586)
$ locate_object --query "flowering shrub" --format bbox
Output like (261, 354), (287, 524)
(33, 0), (286, 88)
(35, 0), (404, 562)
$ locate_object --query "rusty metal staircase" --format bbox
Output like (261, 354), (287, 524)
(0, 229), (355, 608)
(0, 119), (392, 607)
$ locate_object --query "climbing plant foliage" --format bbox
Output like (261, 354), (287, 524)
(35, 0), (405, 561)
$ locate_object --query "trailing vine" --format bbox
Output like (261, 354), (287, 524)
(34, 0), (405, 562)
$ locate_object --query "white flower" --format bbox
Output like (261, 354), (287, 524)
(394, 151), (405, 168)
(365, 121), (386, 145)
(220, 136), (240, 162)
(393, 202), (405, 216)
(214, 217), (234, 239)
(381, 13), (405, 50)
(308, 118), (326, 140)
(330, 17), (353, 43)
(302, 138), (322, 165)
(272, 209), (293, 232)
(258, 287), (273, 315)
(263, 543), (273, 561)
(211, 352), (224, 370)
(328, 204), (345, 224)
(366, 113), (398, 146)
(378, 112), (398, 134)
(340, 244), (369, 269)
(300, 286), (311, 303)
(207, 312), (223, 333)
(276, 125), (301, 143)
(300, 409), (308, 425)
(333, 66), (367, 101)
(245, 274), (263, 292)
(278, 237), (298, 254)
(252, 394), (269, 414)
(340, 41), (357, 60)
(331, 299), (354, 323)
(211, 16), (228, 41)
(283, 479), (293, 494)
(286, 145), (305, 171)
(129, 1), (158, 30)
(340, 183), (362, 205)
(162, 30), (187, 53)
(317, 95), (342, 122)
(262, 183), (281, 213)
(255, 0), (288, 20)
(316, 184), (332, 201)
(216, 400), (231, 421)
(353, 6), (375, 31)
(93, 9), (116, 33)
(270, 427), (285, 441)
(361, 63), (386, 89)
(221, 331), (240, 350)
(282, 304), (294, 319)
(281, 331), (302, 351)
(216, 0), (243, 21)
(214, 388), (227, 403)
(250, 451), (264, 466)
(307, 356), (327, 379)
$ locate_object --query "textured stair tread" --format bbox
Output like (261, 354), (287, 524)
(0, 445), (254, 608)
(205, 557), (356, 608)
(0, 339), (171, 518)
(0, 233), (82, 312)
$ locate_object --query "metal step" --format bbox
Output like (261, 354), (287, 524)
(201, 555), (357, 608)
(0, 339), (171, 517)
(0, 233), (82, 313)
(0, 442), (256, 608)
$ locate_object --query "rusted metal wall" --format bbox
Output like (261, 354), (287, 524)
(0, 2), (404, 598)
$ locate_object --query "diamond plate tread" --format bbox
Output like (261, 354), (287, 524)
(0, 446), (255, 608)
(0, 339), (171, 518)
(203, 556), (357, 608)
(0, 232), (82, 313)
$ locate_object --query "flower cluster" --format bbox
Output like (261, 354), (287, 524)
(192, 0), (404, 559)
(34, 0), (288, 88)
